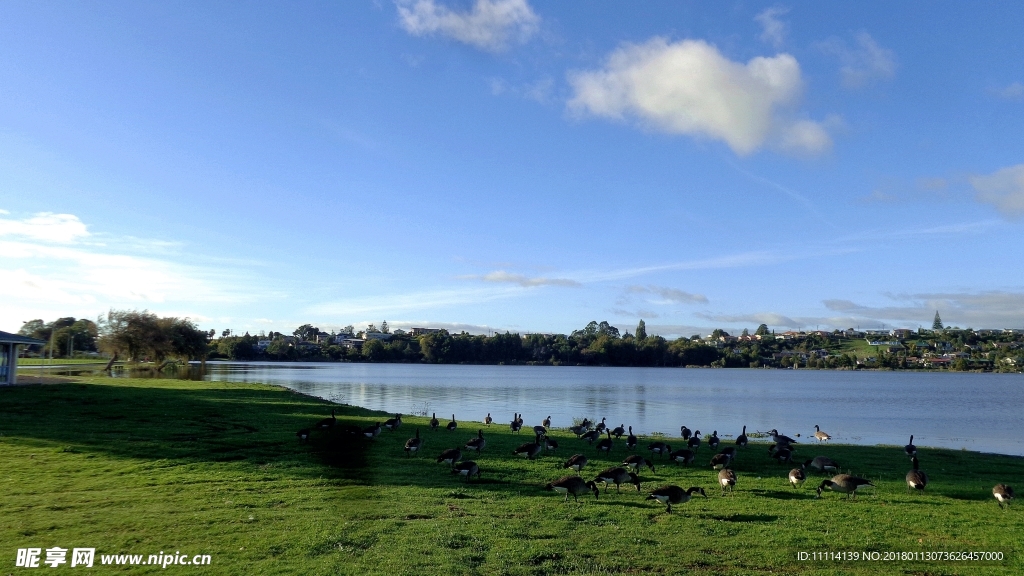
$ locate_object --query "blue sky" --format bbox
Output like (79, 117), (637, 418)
(2, 1), (1023, 337)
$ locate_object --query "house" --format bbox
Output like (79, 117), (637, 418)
(410, 328), (442, 336)
(338, 338), (364, 350)
(0, 331), (47, 385)
(363, 331), (393, 341)
(890, 329), (914, 339)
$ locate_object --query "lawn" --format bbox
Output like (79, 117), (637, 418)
(1, 376), (1020, 575)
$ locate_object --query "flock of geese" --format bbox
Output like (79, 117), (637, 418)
(298, 411), (1015, 513)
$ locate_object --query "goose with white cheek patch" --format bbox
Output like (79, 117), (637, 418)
(465, 429), (486, 453)
(451, 460), (480, 482)
(594, 467), (641, 494)
(404, 428), (422, 456)
(545, 476), (599, 503)
(816, 475), (874, 499)
(647, 486), (706, 512)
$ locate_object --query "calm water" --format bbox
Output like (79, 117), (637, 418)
(183, 362), (1024, 456)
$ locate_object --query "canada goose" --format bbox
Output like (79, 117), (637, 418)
(718, 468), (737, 494)
(465, 429), (486, 453)
(484, 413), (492, 426)
(314, 409), (336, 429)
(580, 418), (592, 429)
(516, 414), (524, 426)
(668, 448), (695, 466)
(543, 415), (552, 428)
(384, 413), (402, 431)
(569, 425), (588, 438)
(688, 431), (702, 451)
(436, 447), (462, 467)
(533, 425), (547, 437)
(816, 474), (874, 499)
(563, 454), (588, 474)
(581, 429), (602, 444)
(544, 437), (559, 451)
(993, 484), (1014, 509)
(513, 434), (543, 460)
(626, 426), (638, 450)
(904, 435), (916, 457)
(770, 429), (797, 445)
(813, 425), (831, 442)
(596, 430), (613, 454)
(451, 460), (480, 482)
(719, 446), (737, 459)
(296, 428), (310, 443)
(362, 422), (381, 440)
(429, 413), (439, 431)
(611, 424), (626, 439)
(510, 414), (523, 434)
(680, 425), (691, 440)
(648, 441), (671, 458)
(707, 431), (720, 450)
(546, 475), (599, 502)
(736, 425), (748, 447)
(647, 485), (706, 512)
(803, 456), (839, 474)
(404, 429), (422, 456)
(594, 467), (641, 493)
(772, 446), (793, 464)
(710, 453), (731, 470)
(446, 415), (457, 432)
(595, 418), (607, 433)
(789, 468), (806, 488)
(906, 457), (927, 492)
(622, 455), (655, 473)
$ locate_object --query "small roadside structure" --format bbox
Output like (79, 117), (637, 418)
(0, 331), (47, 385)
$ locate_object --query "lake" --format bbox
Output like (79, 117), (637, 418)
(170, 362), (1024, 456)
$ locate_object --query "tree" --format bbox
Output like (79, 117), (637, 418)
(293, 324), (321, 342)
(98, 310), (169, 362)
(755, 324), (770, 336)
(636, 319), (647, 340)
(381, 321), (389, 334)
(932, 311), (944, 331)
(741, 328), (750, 337)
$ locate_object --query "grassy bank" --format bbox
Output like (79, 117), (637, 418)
(1, 376), (1021, 575)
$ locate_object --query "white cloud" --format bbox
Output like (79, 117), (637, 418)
(567, 38), (832, 155)
(970, 164), (1024, 218)
(820, 32), (896, 88)
(627, 285), (708, 304)
(755, 6), (789, 48)
(0, 211), (90, 243)
(823, 292), (1024, 328)
(478, 270), (580, 287)
(396, 0), (540, 52)
(992, 82), (1024, 100)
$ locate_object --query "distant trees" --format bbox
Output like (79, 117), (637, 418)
(19, 317), (98, 357)
(932, 311), (944, 331)
(96, 310), (210, 362)
(636, 319), (647, 340)
(755, 324), (770, 336)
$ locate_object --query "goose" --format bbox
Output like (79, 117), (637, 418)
(543, 415), (552, 428)
(719, 446), (737, 459)
(648, 441), (671, 458)
(314, 409), (336, 430)
(710, 453), (731, 470)
(993, 484), (1014, 509)
(510, 414), (523, 434)
(545, 476), (599, 502)
(718, 468), (737, 494)
(772, 446), (793, 464)
(384, 413), (402, 431)
(465, 429), (486, 453)
(736, 425), (748, 447)
(594, 467), (641, 493)
(611, 424), (626, 439)
(770, 429), (797, 445)
(436, 447), (462, 467)
(513, 434), (543, 460)
(446, 414), (457, 432)
(484, 413), (492, 426)
(451, 460), (480, 482)
(668, 448), (695, 466)
(544, 437), (559, 451)
(626, 426), (638, 450)
(569, 425), (588, 438)
(580, 418), (592, 430)
(707, 431), (720, 450)
(789, 467), (806, 488)
(648, 486), (706, 512)
(296, 428), (310, 443)
(680, 425), (692, 440)
(803, 456), (840, 474)
(429, 413), (439, 431)
(904, 435), (916, 457)
(563, 454), (588, 475)
(622, 455), (655, 473)
(816, 474), (874, 499)
(362, 422), (381, 440)
(533, 425), (547, 437)
(688, 431), (702, 451)
(595, 418), (607, 433)
(813, 425), (831, 442)
(404, 429), (422, 456)
(516, 414), (524, 426)
(595, 430), (613, 454)
(906, 457), (927, 492)
(581, 429), (602, 444)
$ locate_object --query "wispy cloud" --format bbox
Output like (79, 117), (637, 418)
(819, 32), (896, 88)
(0, 211), (90, 243)
(970, 163), (1024, 218)
(755, 6), (789, 48)
(476, 270), (581, 287)
(823, 291), (1024, 328)
(396, 0), (540, 52)
(626, 285), (708, 304)
(990, 82), (1024, 101)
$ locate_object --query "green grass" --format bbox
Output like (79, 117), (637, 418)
(2, 376), (1021, 575)
(17, 358), (111, 365)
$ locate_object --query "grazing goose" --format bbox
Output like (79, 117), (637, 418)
(622, 455), (655, 473)
(594, 467), (641, 493)
(789, 467), (806, 488)
(771, 446), (793, 464)
(296, 428), (310, 443)
(816, 474), (874, 499)
(563, 454), (588, 475)
(993, 484), (1014, 509)
(436, 447), (462, 467)
(404, 429), (422, 456)
(648, 441), (672, 458)
(680, 425), (692, 440)
(580, 418), (592, 430)
(543, 415), (552, 428)
(648, 485), (707, 512)
(710, 453), (731, 470)
(718, 468), (737, 494)
(446, 415), (457, 432)
(707, 431), (720, 450)
(906, 457), (927, 492)
(626, 426), (638, 450)
(581, 429), (602, 444)
(813, 425), (831, 443)
(803, 456), (840, 474)
(770, 429), (797, 445)
(544, 437), (559, 451)
(513, 434), (543, 460)
(362, 422), (381, 440)
(596, 430), (613, 454)
(611, 424), (626, 439)
(314, 409), (337, 430)
(688, 431), (702, 451)
(510, 414), (523, 434)
(484, 413), (492, 426)
(451, 460), (480, 482)
(595, 418), (607, 433)
(546, 475), (599, 502)
(736, 425), (748, 447)
(904, 435), (917, 457)
(384, 413), (402, 431)
(669, 448), (695, 466)
(465, 429), (486, 453)
(429, 413), (439, 431)
(569, 425), (588, 438)
(533, 425), (547, 437)
(719, 446), (737, 459)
